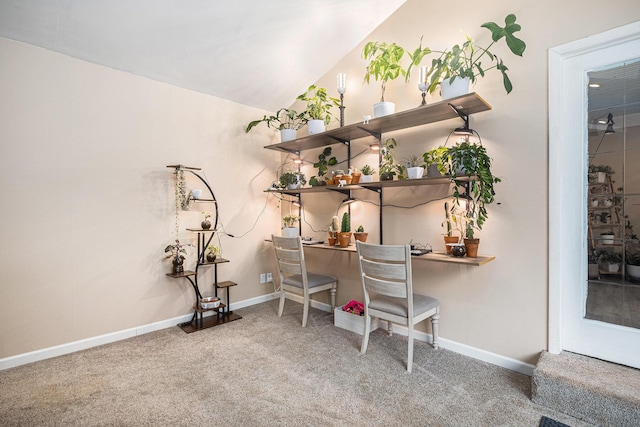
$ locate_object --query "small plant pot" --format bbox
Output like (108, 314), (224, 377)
(427, 164), (443, 177)
(353, 232), (368, 243)
(280, 128), (297, 142)
(206, 253), (217, 263)
(449, 243), (466, 257)
(337, 232), (352, 248)
(607, 263), (620, 273)
(327, 237), (337, 246)
(373, 101), (395, 118)
(351, 172), (362, 184)
(407, 167), (425, 179)
(600, 233), (615, 245)
(340, 175), (353, 185)
(307, 119), (326, 135)
(440, 77), (470, 100)
(282, 227), (298, 238)
(380, 172), (394, 181)
(463, 238), (480, 258)
(201, 220), (211, 230)
(360, 175), (373, 183)
(627, 264), (640, 280)
(444, 236), (460, 254)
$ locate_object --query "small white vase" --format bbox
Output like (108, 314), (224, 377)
(307, 119), (326, 135)
(407, 167), (425, 179)
(440, 77), (470, 100)
(282, 227), (298, 238)
(280, 129), (297, 142)
(373, 101), (395, 118)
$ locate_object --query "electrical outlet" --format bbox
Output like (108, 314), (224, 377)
(266, 273), (273, 282)
(259, 273), (266, 284)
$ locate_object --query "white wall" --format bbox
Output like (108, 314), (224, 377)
(0, 38), (280, 359)
(288, 0), (640, 364)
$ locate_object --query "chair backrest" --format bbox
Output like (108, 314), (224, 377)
(356, 241), (413, 308)
(272, 235), (307, 285)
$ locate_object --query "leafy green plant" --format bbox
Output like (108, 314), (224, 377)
(380, 138), (398, 178)
(245, 108), (308, 133)
(312, 147), (337, 181)
(363, 41), (408, 102)
(445, 141), (501, 238)
(361, 164), (376, 176)
(341, 212), (351, 233)
(588, 164), (615, 175)
(405, 155), (425, 168)
(207, 245), (220, 257)
(282, 214), (300, 228)
(598, 250), (622, 264)
(278, 171), (306, 189)
(408, 14), (526, 94)
(626, 251), (640, 266)
(165, 239), (187, 261)
(296, 85), (340, 125)
(423, 146), (448, 174)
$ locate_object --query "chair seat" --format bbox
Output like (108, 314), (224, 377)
(283, 272), (337, 289)
(369, 293), (439, 318)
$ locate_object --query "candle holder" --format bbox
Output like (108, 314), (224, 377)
(337, 73), (346, 127)
(418, 66), (428, 106)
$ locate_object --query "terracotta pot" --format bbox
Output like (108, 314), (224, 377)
(340, 175), (353, 185)
(444, 236), (459, 254)
(337, 232), (352, 248)
(353, 232), (368, 243)
(464, 238), (480, 258)
(327, 237), (336, 246)
(351, 173), (362, 184)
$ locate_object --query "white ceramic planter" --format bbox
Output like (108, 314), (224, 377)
(282, 227), (298, 238)
(407, 166), (425, 179)
(597, 172), (607, 183)
(601, 233), (615, 245)
(307, 119), (325, 135)
(373, 101), (395, 118)
(607, 263), (620, 273)
(627, 264), (640, 279)
(280, 128), (297, 142)
(440, 77), (470, 100)
(360, 175), (373, 183)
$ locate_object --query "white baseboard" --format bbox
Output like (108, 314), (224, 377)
(1, 293), (534, 376)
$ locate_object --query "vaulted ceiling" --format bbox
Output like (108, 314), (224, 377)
(0, 1), (406, 111)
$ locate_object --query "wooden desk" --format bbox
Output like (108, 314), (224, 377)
(302, 243), (495, 266)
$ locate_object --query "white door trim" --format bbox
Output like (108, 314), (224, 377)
(549, 21), (640, 366)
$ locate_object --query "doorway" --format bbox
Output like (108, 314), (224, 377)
(549, 22), (640, 369)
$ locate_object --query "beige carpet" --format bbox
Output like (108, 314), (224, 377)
(0, 300), (591, 426)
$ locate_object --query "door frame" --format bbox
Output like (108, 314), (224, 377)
(549, 21), (640, 368)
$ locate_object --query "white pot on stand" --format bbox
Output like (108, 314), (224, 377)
(407, 167), (425, 179)
(373, 101), (395, 118)
(307, 119), (326, 135)
(282, 227), (298, 238)
(440, 77), (470, 100)
(280, 129), (297, 142)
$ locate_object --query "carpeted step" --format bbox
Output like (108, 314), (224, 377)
(532, 351), (640, 426)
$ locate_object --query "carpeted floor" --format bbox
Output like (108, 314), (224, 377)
(0, 300), (593, 426)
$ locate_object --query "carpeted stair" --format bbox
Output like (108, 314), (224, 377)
(532, 351), (640, 426)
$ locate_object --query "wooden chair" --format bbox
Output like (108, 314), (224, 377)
(272, 235), (337, 327)
(356, 241), (440, 372)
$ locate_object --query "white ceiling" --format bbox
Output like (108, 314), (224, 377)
(0, 0), (406, 111)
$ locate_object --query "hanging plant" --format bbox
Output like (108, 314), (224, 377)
(175, 166), (191, 211)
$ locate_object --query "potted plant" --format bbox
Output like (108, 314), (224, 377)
(206, 245), (220, 263)
(600, 231), (615, 245)
(165, 239), (188, 274)
(588, 164), (614, 183)
(360, 164), (376, 183)
(245, 108), (308, 142)
(379, 138), (397, 181)
(363, 41), (408, 117)
(337, 212), (352, 248)
(442, 202), (462, 253)
(405, 155), (426, 179)
(328, 215), (340, 246)
(445, 141), (501, 257)
(296, 85), (340, 135)
(282, 214), (300, 237)
(408, 14), (526, 99)
(354, 225), (368, 243)
(349, 167), (362, 184)
(201, 211), (213, 230)
(423, 146), (447, 177)
(279, 171), (306, 190)
(309, 147), (337, 187)
(598, 250), (622, 273)
(626, 251), (640, 280)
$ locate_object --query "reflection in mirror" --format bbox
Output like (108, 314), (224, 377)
(586, 59), (640, 328)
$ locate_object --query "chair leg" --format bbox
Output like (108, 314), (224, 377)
(361, 314), (371, 354)
(278, 288), (286, 317)
(302, 293), (309, 327)
(407, 324), (414, 373)
(330, 285), (336, 312)
(431, 313), (440, 350)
